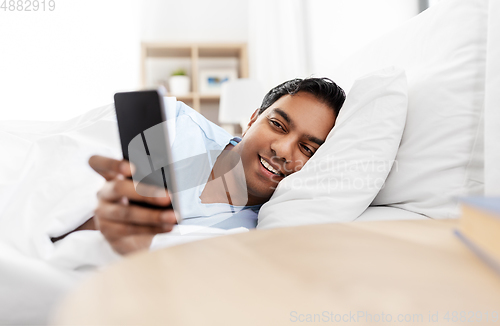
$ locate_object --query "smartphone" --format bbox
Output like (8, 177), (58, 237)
(114, 89), (182, 222)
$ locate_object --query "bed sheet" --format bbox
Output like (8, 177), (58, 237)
(356, 206), (428, 222)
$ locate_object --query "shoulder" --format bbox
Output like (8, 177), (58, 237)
(174, 101), (233, 147)
(207, 207), (259, 230)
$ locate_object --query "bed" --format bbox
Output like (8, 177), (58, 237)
(0, 0), (499, 324)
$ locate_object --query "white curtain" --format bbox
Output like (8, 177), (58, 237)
(248, 0), (309, 91)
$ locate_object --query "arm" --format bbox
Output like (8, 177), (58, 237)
(88, 155), (177, 255)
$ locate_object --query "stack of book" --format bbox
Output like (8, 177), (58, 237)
(455, 197), (500, 273)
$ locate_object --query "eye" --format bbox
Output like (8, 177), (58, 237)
(269, 119), (284, 131)
(300, 144), (315, 157)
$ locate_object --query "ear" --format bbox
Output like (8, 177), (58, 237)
(242, 109), (260, 136)
(248, 109), (259, 127)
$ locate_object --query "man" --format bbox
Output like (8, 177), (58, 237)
(88, 78), (345, 254)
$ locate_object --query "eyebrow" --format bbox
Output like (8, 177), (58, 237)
(306, 135), (325, 147)
(273, 108), (292, 126)
(272, 108), (325, 147)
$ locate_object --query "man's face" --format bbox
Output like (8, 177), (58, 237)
(235, 91), (336, 205)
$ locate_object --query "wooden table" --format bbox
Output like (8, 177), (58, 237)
(52, 219), (500, 325)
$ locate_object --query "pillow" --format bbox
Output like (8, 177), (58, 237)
(330, 0), (487, 219)
(257, 66), (407, 229)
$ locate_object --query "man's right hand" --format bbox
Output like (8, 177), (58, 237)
(88, 155), (177, 255)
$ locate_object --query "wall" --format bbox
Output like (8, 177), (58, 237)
(0, 0), (418, 121)
(141, 0), (249, 42)
(140, 0), (249, 89)
(0, 0), (141, 121)
(141, 0), (249, 123)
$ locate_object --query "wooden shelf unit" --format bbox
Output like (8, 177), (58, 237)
(141, 42), (248, 112)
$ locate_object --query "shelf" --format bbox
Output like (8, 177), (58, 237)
(198, 44), (245, 57)
(171, 93), (195, 101)
(200, 94), (223, 100)
(141, 42), (248, 112)
(145, 47), (191, 58)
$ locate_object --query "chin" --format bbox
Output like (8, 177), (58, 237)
(245, 184), (275, 205)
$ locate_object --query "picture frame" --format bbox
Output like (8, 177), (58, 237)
(199, 68), (238, 95)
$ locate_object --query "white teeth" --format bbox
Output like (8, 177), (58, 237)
(260, 157), (281, 175)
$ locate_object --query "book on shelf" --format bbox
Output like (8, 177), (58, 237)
(454, 197), (500, 274)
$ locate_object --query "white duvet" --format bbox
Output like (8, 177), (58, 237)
(0, 104), (123, 325)
(0, 101), (421, 325)
(0, 103), (246, 325)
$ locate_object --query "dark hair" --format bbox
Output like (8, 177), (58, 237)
(258, 77), (345, 117)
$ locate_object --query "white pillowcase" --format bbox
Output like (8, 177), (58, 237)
(331, 0), (487, 219)
(257, 66), (407, 229)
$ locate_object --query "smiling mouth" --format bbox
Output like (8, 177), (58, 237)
(260, 156), (284, 177)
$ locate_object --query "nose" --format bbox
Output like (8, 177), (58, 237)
(270, 136), (294, 165)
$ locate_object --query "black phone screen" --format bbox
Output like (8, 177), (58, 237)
(114, 89), (175, 209)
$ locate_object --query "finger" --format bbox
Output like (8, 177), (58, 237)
(89, 155), (123, 180)
(110, 234), (157, 255)
(89, 155), (133, 181)
(95, 200), (177, 226)
(98, 178), (172, 207)
(98, 218), (174, 242)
